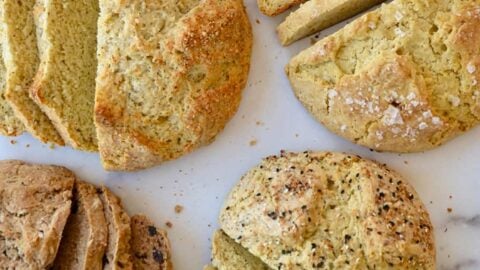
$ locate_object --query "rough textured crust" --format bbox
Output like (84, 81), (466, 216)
(99, 187), (133, 270)
(130, 214), (173, 270)
(0, 160), (75, 269)
(52, 181), (108, 270)
(220, 151), (435, 269)
(30, 0), (98, 151)
(286, 0), (480, 152)
(1, 0), (63, 145)
(0, 22), (23, 136)
(95, 0), (252, 171)
(209, 230), (270, 270)
(277, 0), (384, 45)
(257, 0), (305, 16)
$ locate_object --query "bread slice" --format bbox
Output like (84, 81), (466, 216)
(29, 0), (99, 151)
(0, 0), (63, 144)
(130, 215), (173, 270)
(95, 0), (252, 171)
(52, 181), (108, 270)
(0, 160), (75, 269)
(0, 24), (23, 136)
(220, 152), (435, 269)
(257, 0), (305, 16)
(209, 230), (270, 270)
(99, 187), (132, 270)
(286, 0), (480, 152)
(278, 0), (384, 45)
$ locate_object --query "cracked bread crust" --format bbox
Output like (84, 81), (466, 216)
(0, 160), (75, 269)
(287, 0), (480, 152)
(52, 181), (108, 270)
(131, 214), (173, 270)
(219, 151), (435, 269)
(95, 0), (252, 171)
(99, 187), (132, 270)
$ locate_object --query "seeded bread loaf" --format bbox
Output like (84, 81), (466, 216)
(95, 0), (252, 171)
(0, 30), (23, 136)
(257, 0), (305, 16)
(286, 0), (480, 152)
(220, 151), (435, 269)
(208, 230), (270, 270)
(30, 0), (99, 151)
(99, 187), (133, 270)
(277, 0), (384, 45)
(131, 215), (172, 270)
(0, 0), (63, 145)
(53, 181), (108, 270)
(0, 160), (75, 269)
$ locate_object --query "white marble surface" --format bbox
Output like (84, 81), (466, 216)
(1, 2), (479, 269)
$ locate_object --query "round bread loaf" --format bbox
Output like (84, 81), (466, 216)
(287, 0), (480, 152)
(219, 151), (435, 269)
(95, 0), (253, 171)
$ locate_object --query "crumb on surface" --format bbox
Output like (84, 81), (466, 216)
(174, 205), (184, 214)
(256, 19), (260, 24)
(166, 221), (173, 228)
(447, 208), (453, 213)
(10, 140), (17, 145)
(249, 139), (257, 146)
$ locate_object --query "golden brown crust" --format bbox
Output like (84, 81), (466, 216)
(220, 151), (435, 269)
(95, 0), (252, 171)
(287, 0), (480, 152)
(0, 160), (75, 269)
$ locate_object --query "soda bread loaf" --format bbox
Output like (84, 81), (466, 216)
(130, 215), (173, 270)
(257, 0), (305, 16)
(277, 0), (384, 45)
(287, 0), (480, 152)
(95, 0), (252, 171)
(99, 187), (133, 270)
(0, 0), (63, 145)
(30, 0), (99, 151)
(52, 181), (108, 270)
(0, 160), (75, 269)
(219, 151), (435, 269)
(0, 30), (23, 136)
(207, 230), (270, 270)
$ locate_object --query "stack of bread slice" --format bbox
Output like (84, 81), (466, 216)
(0, 160), (173, 269)
(257, 0), (385, 45)
(0, 0), (252, 171)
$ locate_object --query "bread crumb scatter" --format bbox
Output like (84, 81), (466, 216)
(174, 205), (184, 214)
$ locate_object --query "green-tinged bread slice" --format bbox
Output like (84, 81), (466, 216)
(207, 230), (270, 270)
(257, 0), (305, 16)
(30, 0), (98, 151)
(277, 0), (385, 45)
(1, 0), (63, 144)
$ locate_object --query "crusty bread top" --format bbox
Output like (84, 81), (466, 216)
(130, 214), (173, 270)
(220, 152), (435, 269)
(99, 186), (133, 270)
(287, 0), (480, 152)
(0, 160), (75, 269)
(257, 0), (305, 16)
(30, 0), (99, 151)
(52, 181), (108, 270)
(1, 0), (63, 144)
(210, 230), (270, 270)
(0, 17), (23, 136)
(95, 0), (252, 171)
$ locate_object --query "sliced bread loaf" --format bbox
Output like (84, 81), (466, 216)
(277, 0), (384, 45)
(131, 214), (173, 270)
(30, 0), (99, 151)
(220, 152), (435, 269)
(209, 230), (270, 270)
(0, 160), (75, 269)
(52, 181), (108, 270)
(257, 0), (305, 16)
(0, 0), (63, 144)
(99, 187), (133, 270)
(95, 0), (252, 171)
(0, 23), (23, 136)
